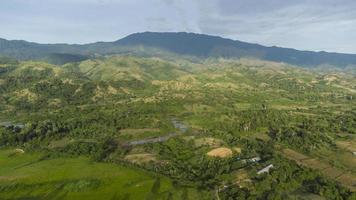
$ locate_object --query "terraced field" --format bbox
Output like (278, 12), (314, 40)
(280, 148), (356, 191)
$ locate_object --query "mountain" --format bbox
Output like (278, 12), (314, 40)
(116, 32), (356, 68)
(0, 38), (75, 58)
(1, 32), (356, 68)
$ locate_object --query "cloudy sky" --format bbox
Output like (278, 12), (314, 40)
(1, 0), (356, 53)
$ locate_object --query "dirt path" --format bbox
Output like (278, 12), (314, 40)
(279, 148), (356, 192)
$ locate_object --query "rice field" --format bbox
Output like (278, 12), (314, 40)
(0, 149), (211, 200)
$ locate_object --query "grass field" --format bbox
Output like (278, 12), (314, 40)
(0, 149), (211, 200)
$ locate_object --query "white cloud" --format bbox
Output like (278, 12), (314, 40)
(196, 0), (356, 53)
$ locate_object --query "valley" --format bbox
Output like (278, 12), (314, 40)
(0, 55), (355, 199)
(2, 0), (356, 198)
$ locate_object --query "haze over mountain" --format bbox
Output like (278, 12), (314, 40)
(1, 32), (356, 68)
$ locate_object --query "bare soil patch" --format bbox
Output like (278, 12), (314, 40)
(207, 147), (233, 158)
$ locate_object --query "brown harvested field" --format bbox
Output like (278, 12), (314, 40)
(322, 167), (344, 179)
(315, 146), (356, 170)
(207, 147), (233, 158)
(336, 174), (356, 192)
(302, 159), (330, 170)
(336, 141), (356, 152)
(282, 148), (309, 161)
(120, 128), (160, 135)
(334, 151), (356, 169)
(280, 148), (356, 192)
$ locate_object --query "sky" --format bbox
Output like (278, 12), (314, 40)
(1, 0), (356, 53)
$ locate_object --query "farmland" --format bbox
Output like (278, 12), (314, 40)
(0, 149), (210, 200)
(0, 56), (355, 199)
(280, 148), (356, 191)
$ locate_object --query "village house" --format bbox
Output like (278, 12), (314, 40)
(257, 164), (274, 175)
(249, 157), (261, 163)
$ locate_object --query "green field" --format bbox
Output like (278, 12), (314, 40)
(0, 149), (210, 200)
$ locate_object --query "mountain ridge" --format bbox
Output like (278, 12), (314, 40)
(1, 31), (356, 68)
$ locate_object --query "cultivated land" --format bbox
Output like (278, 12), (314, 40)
(280, 148), (356, 191)
(0, 149), (210, 200)
(0, 55), (355, 199)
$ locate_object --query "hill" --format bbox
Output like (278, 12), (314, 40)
(1, 32), (356, 68)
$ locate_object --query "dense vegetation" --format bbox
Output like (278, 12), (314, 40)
(0, 55), (355, 199)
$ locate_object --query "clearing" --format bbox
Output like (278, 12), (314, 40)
(207, 147), (233, 158)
